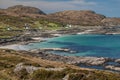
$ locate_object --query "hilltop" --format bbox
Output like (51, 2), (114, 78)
(47, 10), (106, 26)
(0, 5), (46, 18)
(6, 5), (45, 15)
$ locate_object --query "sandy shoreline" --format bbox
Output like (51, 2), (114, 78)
(0, 28), (118, 50)
(0, 34), (76, 50)
(0, 36), (50, 50)
(0, 44), (28, 50)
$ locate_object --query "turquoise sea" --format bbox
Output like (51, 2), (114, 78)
(25, 34), (120, 58)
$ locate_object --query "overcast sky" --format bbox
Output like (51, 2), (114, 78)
(0, 0), (120, 17)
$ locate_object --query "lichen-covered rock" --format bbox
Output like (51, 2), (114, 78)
(14, 63), (39, 74)
(67, 57), (107, 65)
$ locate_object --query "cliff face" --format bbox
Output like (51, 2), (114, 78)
(47, 10), (106, 26)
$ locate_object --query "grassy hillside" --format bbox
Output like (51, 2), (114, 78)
(0, 15), (62, 29)
(0, 15), (63, 38)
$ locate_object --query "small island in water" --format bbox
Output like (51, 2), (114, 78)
(0, 4), (120, 80)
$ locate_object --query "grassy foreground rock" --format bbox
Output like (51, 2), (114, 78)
(0, 49), (119, 80)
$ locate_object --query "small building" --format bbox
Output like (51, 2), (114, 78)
(68, 24), (72, 28)
(39, 27), (42, 29)
(6, 26), (11, 31)
(66, 24), (72, 28)
(24, 23), (30, 30)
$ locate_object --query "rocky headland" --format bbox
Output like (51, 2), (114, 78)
(28, 49), (120, 72)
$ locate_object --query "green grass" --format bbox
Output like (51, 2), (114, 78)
(0, 15), (64, 39)
(0, 30), (22, 39)
(30, 67), (120, 80)
(31, 69), (65, 80)
(0, 15), (63, 30)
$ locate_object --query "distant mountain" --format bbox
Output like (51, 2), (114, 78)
(47, 10), (106, 26)
(1, 5), (120, 26)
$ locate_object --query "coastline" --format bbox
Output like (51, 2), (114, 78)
(1, 29), (120, 72)
(0, 27), (119, 47)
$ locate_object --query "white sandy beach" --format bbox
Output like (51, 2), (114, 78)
(0, 44), (28, 50)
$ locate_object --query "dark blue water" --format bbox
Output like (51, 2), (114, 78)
(25, 34), (120, 58)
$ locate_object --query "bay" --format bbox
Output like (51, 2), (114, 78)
(25, 34), (120, 58)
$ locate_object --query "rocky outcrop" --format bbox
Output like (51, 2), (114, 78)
(14, 63), (39, 74)
(27, 50), (120, 72)
(68, 57), (107, 65)
(29, 50), (109, 66)
(14, 63), (65, 74)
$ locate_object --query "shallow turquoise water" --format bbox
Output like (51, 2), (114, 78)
(25, 34), (120, 58)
